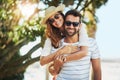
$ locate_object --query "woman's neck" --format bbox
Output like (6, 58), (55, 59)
(59, 27), (64, 32)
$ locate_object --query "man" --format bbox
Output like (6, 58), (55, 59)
(49, 10), (101, 80)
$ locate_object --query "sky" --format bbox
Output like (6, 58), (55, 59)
(20, 0), (120, 59)
(96, 0), (120, 59)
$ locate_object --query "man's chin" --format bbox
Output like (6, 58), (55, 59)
(67, 33), (75, 36)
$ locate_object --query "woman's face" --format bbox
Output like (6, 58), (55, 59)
(48, 13), (64, 28)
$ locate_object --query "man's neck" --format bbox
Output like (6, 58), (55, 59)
(64, 34), (79, 43)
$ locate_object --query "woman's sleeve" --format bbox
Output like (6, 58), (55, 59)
(78, 23), (89, 47)
(41, 38), (52, 56)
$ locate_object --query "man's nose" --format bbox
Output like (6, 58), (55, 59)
(69, 24), (74, 28)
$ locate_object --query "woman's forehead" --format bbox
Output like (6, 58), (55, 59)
(49, 12), (60, 18)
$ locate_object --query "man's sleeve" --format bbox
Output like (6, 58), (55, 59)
(41, 38), (52, 56)
(90, 38), (100, 59)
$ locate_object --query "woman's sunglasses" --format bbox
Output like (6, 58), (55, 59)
(48, 14), (60, 24)
(65, 21), (80, 27)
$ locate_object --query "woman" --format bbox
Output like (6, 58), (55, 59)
(40, 4), (88, 80)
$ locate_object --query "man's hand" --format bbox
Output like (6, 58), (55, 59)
(54, 55), (65, 68)
(53, 55), (66, 73)
(49, 55), (66, 75)
(49, 63), (58, 76)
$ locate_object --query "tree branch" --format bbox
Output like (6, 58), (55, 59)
(2, 36), (45, 70)
(75, 0), (82, 10)
(80, 0), (93, 12)
(0, 38), (28, 69)
(14, 36), (45, 65)
(0, 56), (40, 78)
(11, 42), (41, 66)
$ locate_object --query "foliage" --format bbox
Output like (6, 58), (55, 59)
(0, 0), (108, 79)
(0, 0), (45, 79)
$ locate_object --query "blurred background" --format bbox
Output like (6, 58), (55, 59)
(0, 0), (120, 80)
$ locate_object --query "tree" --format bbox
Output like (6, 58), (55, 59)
(0, 0), (45, 79)
(0, 0), (108, 79)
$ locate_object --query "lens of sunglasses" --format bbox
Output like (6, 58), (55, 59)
(54, 14), (59, 19)
(48, 14), (60, 24)
(65, 21), (79, 27)
(73, 22), (79, 27)
(65, 21), (71, 26)
(48, 19), (55, 24)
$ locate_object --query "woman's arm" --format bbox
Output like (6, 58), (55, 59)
(79, 23), (89, 46)
(40, 38), (56, 66)
(40, 53), (57, 66)
(40, 39), (87, 66)
(65, 46), (88, 62)
(40, 45), (77, 66)
(40, 39), (73, 66)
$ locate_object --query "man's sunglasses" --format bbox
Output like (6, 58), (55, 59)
(65, 21), (80, 27)
(48, 14), (60, 24)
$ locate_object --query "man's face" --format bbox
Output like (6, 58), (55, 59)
(64, 15), (81, 37)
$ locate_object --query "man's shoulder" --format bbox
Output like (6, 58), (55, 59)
(88, 37), (96, 42)
(88, 37), (95, 41)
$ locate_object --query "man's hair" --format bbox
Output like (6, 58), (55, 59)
(65, 9), (81, 22)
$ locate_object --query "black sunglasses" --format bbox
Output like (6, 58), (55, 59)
(65, 21), (80, 27)
(48, 14), (60, 24)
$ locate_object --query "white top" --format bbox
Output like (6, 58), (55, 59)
(41, 24), (88, 56)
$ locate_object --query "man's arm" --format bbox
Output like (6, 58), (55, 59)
(48, 62), (60, 76)
(90, 38), (101, 80)
(91, 58), (101, 80)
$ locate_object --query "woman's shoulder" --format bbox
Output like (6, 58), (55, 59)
(44, 38), (52, 45)
(46, 37), (50, 40)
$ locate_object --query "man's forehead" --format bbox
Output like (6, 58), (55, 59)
(66, 15), (79, 21)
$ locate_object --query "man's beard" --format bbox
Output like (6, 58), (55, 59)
(65, 28), (79, 37)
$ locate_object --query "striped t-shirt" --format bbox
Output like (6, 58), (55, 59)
(51, 38), (100, 80)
